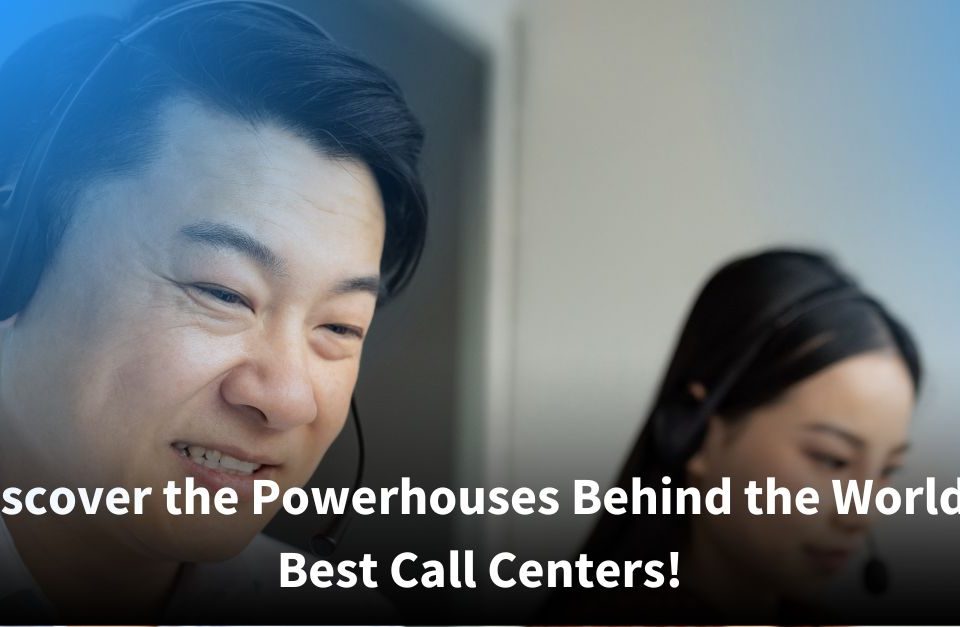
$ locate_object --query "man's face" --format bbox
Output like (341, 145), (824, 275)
(0, 98), (385, 560)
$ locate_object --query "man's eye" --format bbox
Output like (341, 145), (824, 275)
(324, 323), (363, 339)
(808, 451), (850, 470)
(193, 284), (250, 308)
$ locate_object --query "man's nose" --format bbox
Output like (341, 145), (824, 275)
(220, 332), (318, 430)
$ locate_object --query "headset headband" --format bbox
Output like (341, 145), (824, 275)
(0, 0), (331, 316)
(656, 282), (880, 464)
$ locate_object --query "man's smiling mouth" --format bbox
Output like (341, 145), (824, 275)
(173, 442), (263, 475)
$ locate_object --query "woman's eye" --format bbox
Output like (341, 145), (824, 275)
(324, 323), (363, 339)
(808, 451), (850, 470)
(881, 465), (902, 479)
(193, 284), (250, 309)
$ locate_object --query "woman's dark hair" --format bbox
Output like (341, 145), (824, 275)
(0, 2), (427, 314)
(580, 247), (922, 567)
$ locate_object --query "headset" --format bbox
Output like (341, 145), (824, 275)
(652, 280), (890, 594)
(312, 396), (366, 557)
(0, 0), (364, 557)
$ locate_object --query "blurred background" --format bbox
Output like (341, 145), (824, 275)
(2, 0), (959, 616)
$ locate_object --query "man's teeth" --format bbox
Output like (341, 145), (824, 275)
(173, 442), (262, 475)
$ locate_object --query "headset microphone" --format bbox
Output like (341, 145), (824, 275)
(863, 534), (889, 595)
(311, 395), (365, 557)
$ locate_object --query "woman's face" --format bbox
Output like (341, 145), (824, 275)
(685, 350), (914, 598)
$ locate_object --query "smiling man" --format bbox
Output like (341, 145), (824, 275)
(0, 2), (425, 622)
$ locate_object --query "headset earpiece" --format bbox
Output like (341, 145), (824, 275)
(652, 398), (709, 467)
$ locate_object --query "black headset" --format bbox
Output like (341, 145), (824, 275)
(652, 280), (890, 594)
(0, 0), (364, 557)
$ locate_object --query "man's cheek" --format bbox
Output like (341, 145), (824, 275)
(110, 334), (241, 421)
(293, 437), (336, 486)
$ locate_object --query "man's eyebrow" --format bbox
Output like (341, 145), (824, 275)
(178, 221), (286, 275)
(331, 275), (381, 298)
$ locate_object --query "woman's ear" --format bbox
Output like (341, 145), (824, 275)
(688, 381), (707, 401)
(684, 380), (710, 478)
(685, 413), (729, 481)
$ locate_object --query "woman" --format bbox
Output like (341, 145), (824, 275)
(544, 248), (922, 624)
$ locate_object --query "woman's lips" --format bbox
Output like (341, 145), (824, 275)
(803, 545), (854, 573)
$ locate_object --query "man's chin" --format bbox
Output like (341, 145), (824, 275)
(137, 518), (265, 563)
(177, 539), (253, 562)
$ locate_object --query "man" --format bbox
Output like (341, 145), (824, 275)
(0, 1), (426, 622)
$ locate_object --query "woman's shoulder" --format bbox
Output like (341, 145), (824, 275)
(537, 583), (713, 624)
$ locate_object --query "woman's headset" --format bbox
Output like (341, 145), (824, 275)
(651, 280), (890, 594)
(0, 0), (364, 557)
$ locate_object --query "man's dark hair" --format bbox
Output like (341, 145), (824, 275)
(0, 2), (427, 309)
